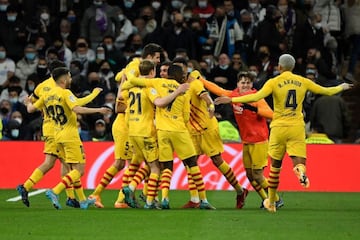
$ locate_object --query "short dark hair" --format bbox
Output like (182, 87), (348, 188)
(49, 60), (66, 72)
(168, 64), (184, 83)
(172, 57), (188, 66)
(52, 67), (70, 81)
(139, 60), (155, 75)
(141, 43), (163, 59)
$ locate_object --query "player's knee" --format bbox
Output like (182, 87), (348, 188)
(114, 159), (126, 170)
(210, 154), (223, 167)
(183, 156), (197, 167)
(252, 170), (264, 182)
(162, 161), (173, 171)
(271, 159), (282, 168)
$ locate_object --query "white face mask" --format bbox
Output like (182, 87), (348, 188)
(10, 97), (19, 104)
(97, 53), (105, 60)
(198, 0), (207, 8)
(219, 65), (229, 70)
(14, 117), (22, 124)
(314, 22), (322, 29)
(249, 3), (258, 9)
(151, 1), (161, 10)
(11, 129), (20, 138)
(40, 12), (49, 21)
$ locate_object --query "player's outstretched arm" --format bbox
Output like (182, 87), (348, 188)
(189, 70), (231, 97)
(76, 87), (103, 106)
(24, 96), (40, 113)
(72, 106), (112, 115)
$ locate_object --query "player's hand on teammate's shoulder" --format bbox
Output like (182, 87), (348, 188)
(176, 83), (190, 94)
(214, 96), (232, 105)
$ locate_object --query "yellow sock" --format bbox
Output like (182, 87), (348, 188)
(160, 169), (172, 200)
(53, 169), (81, 195)
(65, 186), (75, 199)
(251, 180), (267, 200)
(142, 177), (148, 196)
(24, 168), (43, 191)
(189, 166), (207, 201)
(73, 180), (86, 201)
(186, 166), (199, 202)
(146, 173), (159, 205)
(129, 165), (150, 191)
(218, 161), (242, 193)
(93, 166), (119, 196)
(268, 166), (281, 204)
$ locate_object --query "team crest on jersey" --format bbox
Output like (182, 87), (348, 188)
(150, 88), (157, 95)
(69, 95), (76, 102)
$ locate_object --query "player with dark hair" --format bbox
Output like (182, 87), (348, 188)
(25, 67), (111, 209)
(17, 61), (102, 208)
(89, 43), (163, 208)
(215, 54), (353, 212)
(126, 63), (215, 209)
(171, 57), (247, 209)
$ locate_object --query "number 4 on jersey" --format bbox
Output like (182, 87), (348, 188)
(285, 89), (297, 110)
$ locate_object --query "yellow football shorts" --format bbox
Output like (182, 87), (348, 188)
(242, 141), (269, 169)
(129, 135), (158, 163)
(56, 141), (86, 164)
(112, 114), (132, 160)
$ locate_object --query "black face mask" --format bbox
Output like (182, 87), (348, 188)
(1, 107), (9, 114)
(175, 22), (183, 28)
(242, 22), (251, 30)
(37, 67), (48, 76)
(90, 81), (100, 87)
(142, 15), (151, 22)
(101, 68), (110, 75)
(258, 52), (269, 60)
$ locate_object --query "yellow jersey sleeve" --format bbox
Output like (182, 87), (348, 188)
(232, 80), (273, 103)
(63, 89), (80, 110)
(75, 89), (101, 106)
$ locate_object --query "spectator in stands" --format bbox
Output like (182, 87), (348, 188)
(344, 0), (360, 83)
(24, 73), (40, 96)
(65, 9), (81, 50)
(98, 60), (117, 93)
(36, 57), (50, 82)
(239, 9), (256, 63)
(77, 114), (91, 141)
(0, 4), (26, 62)
(84, 71), (106, 105)
(193, 0), (215, 27)
(102, 35), (126, 71)
(224, 0), (241, 24)
(201, 3), (243, 58)
(231, 52), (248, 73)
(69, 59), (87, 96)
(123, 33), (143, 54)
(253, 45), (276, 90)
(72, 38), (95, 76)
(0, 76), (28, 103)
(255, 5), (286, 60)
(247, 0), (266, 27)
(277, 0), (296, 50)
(293, 12), (326, 66)
(81, 0), (119, 49)
(150, 0), (164, 24)
(0, 45), (15, 92)
(91, 118), (111, 141)
(120, 0), (139, 22)
(38, 6), (57, 37)
(210, 53), (238, 90)
(0, 0), (9, 22)
(310, 92), (351, 143)
(34, 35), (49, 58)
(58, 18), (76, 51)
(114, 6), (134, 50)
(8, 85), (27, 118)
(161, 0), (187, 27)
(2, 118), (22, 140)
(15, 44), (39, 88)
(52, 37), (73, 67)
(0, 99), (11, 125)
(163, 12), (197, 60)
(138, 5), (158, 38)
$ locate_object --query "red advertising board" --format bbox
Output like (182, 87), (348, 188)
(1, 141), (359, 192)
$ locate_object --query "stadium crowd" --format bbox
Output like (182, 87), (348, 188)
(0, 0), (359, 142)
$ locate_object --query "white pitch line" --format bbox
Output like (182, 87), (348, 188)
(6, 189), (47, 202)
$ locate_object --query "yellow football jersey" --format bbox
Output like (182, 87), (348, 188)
(124, 58), (141, 79)
(32, 77), (57, 137)
(126, 86), (158, 137)
(130, 77), (190, 132)
(188, 79), (218, 134)
(34, 86), (81, 143)
(231, 71), (343, 127)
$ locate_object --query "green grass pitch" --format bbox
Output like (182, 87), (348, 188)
(1, 189), (360, 240)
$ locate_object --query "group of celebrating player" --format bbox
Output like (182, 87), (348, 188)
(16, 43), (352, 212)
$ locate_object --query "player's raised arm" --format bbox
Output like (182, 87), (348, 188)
(153, 83), (190, 108)
(189, 70), (231, 97)
(75, 87), (103, 106)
